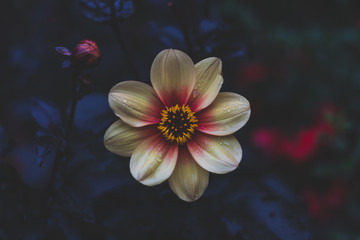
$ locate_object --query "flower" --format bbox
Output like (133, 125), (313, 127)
(104, 49), (250, 201)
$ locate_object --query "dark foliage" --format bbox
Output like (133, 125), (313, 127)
(79, 0), (134, 23)
(31, 99), (65, 167)
(1, 0), (359, 239)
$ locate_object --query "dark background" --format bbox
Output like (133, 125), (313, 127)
(1, 0), (360, 239)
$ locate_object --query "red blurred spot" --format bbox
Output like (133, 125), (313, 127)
(302, 181), (347, 220)
(280, 127), (318, 163)
(251, 104), (337, 164)
(237, 62), (268, 85)
(252, 129), (282, 157)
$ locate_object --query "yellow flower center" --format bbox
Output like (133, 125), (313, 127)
(158, 104), (198, 144)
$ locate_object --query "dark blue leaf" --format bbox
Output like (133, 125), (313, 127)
(61, 60), (72, 69)
(35, 130), (60, 167)
(231, 44), (247, 57)
(79, 0), (134, 23)
(74, 94), (113, 134)
(199, 19), (220, 34)
(160, 26), (185, 48)
(195, 18), (247, 60)
(56, 161), (129, 223)
(146, 22), (186, 49)
(31, 99), (62, 130)
(35, 143), (52, 167)
(222, 175), (312, 240)
(221, 216), (243, 237)
(203, 36), (246, 58)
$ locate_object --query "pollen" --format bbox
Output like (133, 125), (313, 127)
(157, 104), (198, 144)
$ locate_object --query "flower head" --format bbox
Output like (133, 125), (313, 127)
(104, 49), (250, 201)
(72, 39), (101, 69)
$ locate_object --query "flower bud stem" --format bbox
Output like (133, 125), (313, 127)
(110, 0), (141, 81)
(65, 70), (81, 141)
(47, 69), (82, 213)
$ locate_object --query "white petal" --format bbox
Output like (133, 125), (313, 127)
(130, 135), (178, 186)
(188, 57), (223, 112)
(168, 147), (209, 202)
(150, 49), (196, 106)
(197, 92), (250, 136)
(104, 119), (158, 157)
(109, 81), (164, 127)
(187, 133), (242, 174)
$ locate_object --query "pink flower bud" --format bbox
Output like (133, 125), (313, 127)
(71, 40), (101, 69)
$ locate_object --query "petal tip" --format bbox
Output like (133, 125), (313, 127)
(213, 57), (222, 66)
(180, 193), (202, 202)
